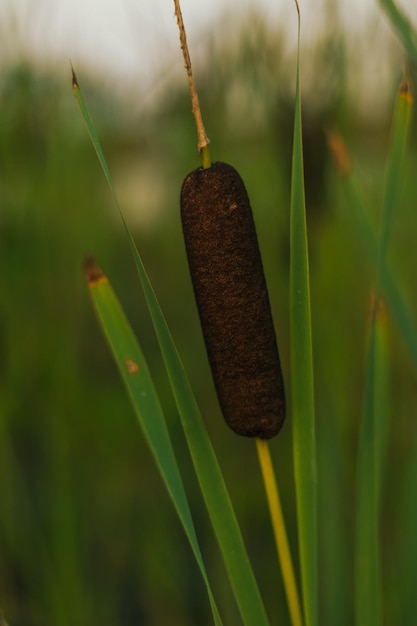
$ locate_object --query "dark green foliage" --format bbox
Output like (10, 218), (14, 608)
(1, 11), (417, 625)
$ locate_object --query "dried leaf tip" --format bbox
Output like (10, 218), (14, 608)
(84, 254), (106, 286)
(71, 63), (79, 90)
(325, 126), (352, 179)
(368, 289), (387, 326)
(399, 75), (413, 103)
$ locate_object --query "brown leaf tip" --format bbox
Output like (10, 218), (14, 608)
(368, 290), (387, 326)
(84, 254), (105, 285)
(71, 63), (79, 89)
(399, 75), (413, 103)
(325, 126), (352, 178)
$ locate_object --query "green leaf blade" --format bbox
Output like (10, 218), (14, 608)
(75, 72), (270, 626)
(379, 76), (413, 269)
(378, 0), (417, 62)
(289, 15), (318, 626)
(354, 302), (387, 626)
(125, 209), (271, 626)
(327, 98), (417, 376)
(354, 75), (412, 626)
(84, 258), (223, 626)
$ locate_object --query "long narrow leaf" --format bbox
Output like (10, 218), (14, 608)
(378, 76), (413, 268)
(354, 301), (384, 626)
(379, 0), (417, 62)
(326, 112), (417, 375)
(355, 75), (412, 626)
(74, 71), (270, 626)
(289, 7), (318, 626)
(125, 227), (271, 626)
(84, 258), (223, 626)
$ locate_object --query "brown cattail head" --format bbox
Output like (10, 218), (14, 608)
(181, 161), (285, 438)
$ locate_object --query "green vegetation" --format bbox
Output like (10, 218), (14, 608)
(1, 4), (417, 625)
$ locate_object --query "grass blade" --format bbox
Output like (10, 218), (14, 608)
(378, 0), (417, 62)
(396, 426), (417, 623)
(355, 75), (412, 626)
(326, 91), (417, 375)
(289, 6), (318, 626)
(354, 299), (385, 626)
(126, 187), (272, 617)
(129, 239), (271, 626)
(74, 70), (270, 626)
(84, 258), (223, 626)
(378, 76), (413, 269)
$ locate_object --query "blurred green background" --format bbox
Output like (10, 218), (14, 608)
(1, 4), (417, 625)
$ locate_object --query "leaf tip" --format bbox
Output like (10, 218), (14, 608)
(71, 62), (79, 91)
(368, 290), (388, 329)
(84, 254), (106, 286)
(399, 74), (413, 104)
(325, 126), (352, 178)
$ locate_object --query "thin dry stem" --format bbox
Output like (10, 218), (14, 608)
(293, 0), (300, 18)
(173, 0), (210, 154)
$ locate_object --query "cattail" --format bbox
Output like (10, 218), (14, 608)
(181, 162), (285, 438)
(174, 0), (285, 438)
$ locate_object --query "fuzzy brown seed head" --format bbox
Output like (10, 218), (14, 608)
(181, 162), (285, 438)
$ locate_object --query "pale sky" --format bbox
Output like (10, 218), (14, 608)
(1, 0), (416, 98)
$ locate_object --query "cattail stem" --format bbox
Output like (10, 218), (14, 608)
(256, 439), (304, 626)
(173, 0), (211, 165)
